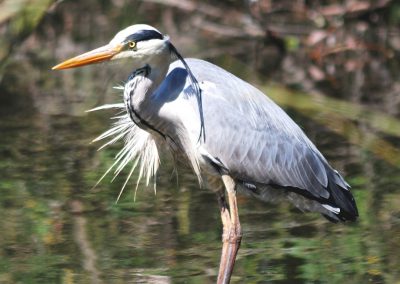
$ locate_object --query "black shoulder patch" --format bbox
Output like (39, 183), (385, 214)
(125, 30), (163, 43)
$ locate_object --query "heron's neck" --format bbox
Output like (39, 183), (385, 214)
(147, 55), (171, 93)
(124, 52), (172, 131)
(130, 53), (171, 101)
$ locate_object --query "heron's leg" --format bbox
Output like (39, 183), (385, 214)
(217, 187), (231, 282)
(217, 175), (242, 284)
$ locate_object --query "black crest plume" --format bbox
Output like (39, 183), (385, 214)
(168, 42), (206, 143)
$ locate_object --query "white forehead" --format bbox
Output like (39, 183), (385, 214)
(110, 24), (162, 44)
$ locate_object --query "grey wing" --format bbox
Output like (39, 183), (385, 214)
(182, 59), (357, 221)
(186, 59), (328, 191)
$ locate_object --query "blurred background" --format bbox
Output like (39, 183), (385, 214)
(0, 0), (399, 283)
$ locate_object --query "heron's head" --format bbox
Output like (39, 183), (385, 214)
(53, 24), (170, 70)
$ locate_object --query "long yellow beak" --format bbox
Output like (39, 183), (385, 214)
(52, 44), (123, 70)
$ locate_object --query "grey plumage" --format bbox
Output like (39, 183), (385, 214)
(53, 24), (358, 282)
(94, 57), (357, 222)
(54, 24), (357, 222)
(170, 59), (356, 220)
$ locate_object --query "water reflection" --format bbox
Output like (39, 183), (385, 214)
(1, 90), (399, 283)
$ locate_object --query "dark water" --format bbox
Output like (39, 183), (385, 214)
(1, 84), (400, 284)
(1, 2), (400, 284)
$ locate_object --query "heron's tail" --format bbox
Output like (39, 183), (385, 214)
(287, 166), (358, 223)
(239, 165), (358, 223)
(320, 168), (358, 222)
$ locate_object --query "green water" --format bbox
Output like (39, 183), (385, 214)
(1, 85), (399, 283)
(1, 1), (400, 283)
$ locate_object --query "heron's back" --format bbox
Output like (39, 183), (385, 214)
(163, 58), (358, 222)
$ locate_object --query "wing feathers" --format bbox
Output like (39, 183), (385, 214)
(182, 59), (357, 221)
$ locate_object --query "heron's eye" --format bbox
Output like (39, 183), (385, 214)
(128, 41), (136, 49)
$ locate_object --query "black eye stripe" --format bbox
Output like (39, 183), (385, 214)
(125, 30), (163, 44)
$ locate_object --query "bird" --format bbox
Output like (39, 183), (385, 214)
(53, 24), (358, 283)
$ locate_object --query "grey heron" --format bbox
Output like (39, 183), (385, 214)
(53, 24), (358, 283)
